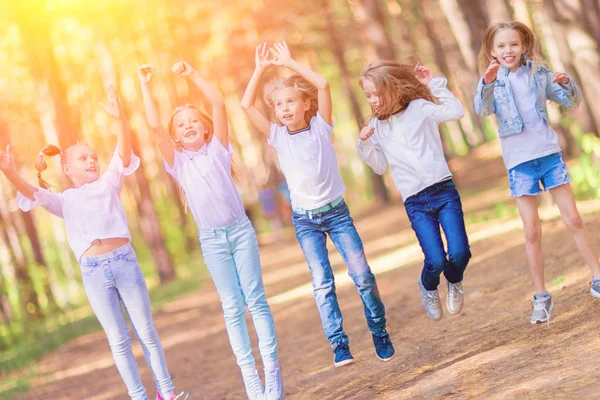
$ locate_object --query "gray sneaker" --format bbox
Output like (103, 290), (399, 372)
(591, 278), (600, 298)
(446, 281), (464, 315)
(530, 294), (553, 325)
(418, 281), (443, 320)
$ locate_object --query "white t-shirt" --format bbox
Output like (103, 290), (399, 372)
(358, 77), (464, 202)
(17, 150), (140, 262)
(165, 138), (244, 229)
(501, 65), (561, 170)
(268, 112), (346, 210)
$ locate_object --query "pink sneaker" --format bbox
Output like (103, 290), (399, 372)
(156, 391), (189, 400)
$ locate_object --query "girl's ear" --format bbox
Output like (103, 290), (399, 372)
(303, 98), (311, 111)
(62, 164), (70, 177)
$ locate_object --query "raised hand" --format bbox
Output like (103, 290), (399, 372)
(359, 126), (375, 141)
(0, 145), (15, 173)
(255, 42), (273, 70)
(553, 72), (569, 85)
(99, 85), (121, 119)
(483, 59), (501, 84)
(269, 41), (293, 67)
(138, 64), (154, 86)
(415, 65), (434, 85)
(172, 61), (196, 78)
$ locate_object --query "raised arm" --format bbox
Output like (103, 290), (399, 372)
(474, 59), (500, 117)
(99, 85), (132, 167)
(270, 41), (332, 125)
(0, 145), (36, 200)
(241, 43), (273, 138)
(172, 61), (229, 146)
(137, 65), (176, 166)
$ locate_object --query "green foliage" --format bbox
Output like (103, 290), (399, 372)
(570, 134), (600, 200)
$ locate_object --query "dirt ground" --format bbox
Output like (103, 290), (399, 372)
(11, 146), (600, 399)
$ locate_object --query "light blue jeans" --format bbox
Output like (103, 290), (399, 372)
(199, 214), (278, 368)
(80, 243), (174, 400)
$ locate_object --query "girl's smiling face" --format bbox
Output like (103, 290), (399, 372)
(63, 144), (100, 187)
(172, 107), (208, 150)
(491, 28), (526, 72)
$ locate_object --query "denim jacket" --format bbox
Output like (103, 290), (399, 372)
(474, 61), (581, 138)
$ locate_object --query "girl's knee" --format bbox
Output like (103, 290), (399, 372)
(221, 296), (246, 319)
(523, 223), (542, 243)
(107, 333), (132, 355)
(564, 213), (584, 232)
(450, 247), (471, 267)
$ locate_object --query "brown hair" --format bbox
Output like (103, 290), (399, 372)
(35, 144), (68, 189)
(477, 21), (544, 75)
(359, 60), (439, 121)
(264, 75), (318, 126)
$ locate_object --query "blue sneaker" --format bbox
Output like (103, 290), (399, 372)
(372, 331), (395, 361)
(333, 345), (355, 367)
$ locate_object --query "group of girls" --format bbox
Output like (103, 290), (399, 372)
(1, 20), (598, 400)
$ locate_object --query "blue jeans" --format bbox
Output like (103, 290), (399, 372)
(199, 215), (278, 368)
(80, 244), (174, 400)
(292, 199), (386, 350)
(404, 180), (471, 291)
(508, 152), (570, 197)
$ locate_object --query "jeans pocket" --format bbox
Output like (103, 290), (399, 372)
(121, 248), (138, 263)
(79, 262), (99, 277)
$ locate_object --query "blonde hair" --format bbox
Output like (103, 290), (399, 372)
(35, 144), (73, 189)
(477, 21), (545, 75)
(359, 60), (439, 121)
(264, 75), (318, 126)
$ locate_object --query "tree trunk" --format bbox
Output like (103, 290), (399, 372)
(324, 0), (390, 203)
(0, 186), (42, 323)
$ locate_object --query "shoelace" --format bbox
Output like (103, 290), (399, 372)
(449, 283), (464, 298)
(172, 392), (189, 400)
(425, 292), (439, 307)
(264, 367), (281, 394)
(532, 298), (551, 328)
(247, 374), (264, 398)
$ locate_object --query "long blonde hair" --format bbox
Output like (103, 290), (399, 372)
(359, 60), (439, 121)
(477, 21), (545, 75)
(264, 75), (318, 126)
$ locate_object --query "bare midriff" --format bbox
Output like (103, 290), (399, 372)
(82, 238), (130, 257)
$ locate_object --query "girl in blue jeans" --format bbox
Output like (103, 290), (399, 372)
(475, 21), (600, 325)
(358, 62), (471, 321)
(242, 42), (394, 367)
(0, 87), (187, 400)
(139, 61), (282, 400)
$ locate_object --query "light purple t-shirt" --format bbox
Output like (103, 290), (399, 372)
(165, 138), (244, 229)
(17, 150), (140, 262)
(268, 112), (346, 210)
(501, 65), (561, 170)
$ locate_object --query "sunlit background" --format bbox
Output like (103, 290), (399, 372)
(1, 0), (600, 392)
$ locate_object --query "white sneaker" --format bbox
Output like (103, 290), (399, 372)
(418, 280), (443, 321)
(264, 360), (284, 400)
(446, 281), (464, 315)
(241, 367), (265, 400)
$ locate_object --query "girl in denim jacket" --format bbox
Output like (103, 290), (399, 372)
(0, 87), (187, 400)
(358, 61), (470, 322)
(475, 21), (600, 325)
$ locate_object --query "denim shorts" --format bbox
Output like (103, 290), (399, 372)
(508, 152), (570, 197)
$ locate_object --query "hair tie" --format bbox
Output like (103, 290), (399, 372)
(59, 152), (63, 156)
(38, 152), (44, 156)
(294, 82), (299, 88)
(37, 173), (41, 178)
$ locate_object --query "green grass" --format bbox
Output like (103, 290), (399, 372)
(0, 269), (208, 398)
